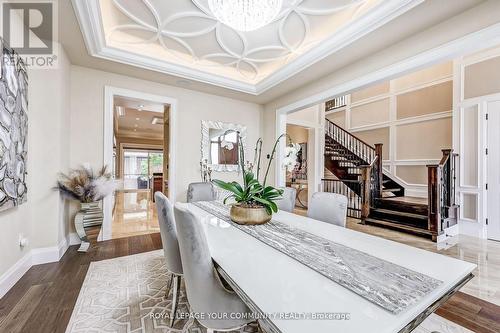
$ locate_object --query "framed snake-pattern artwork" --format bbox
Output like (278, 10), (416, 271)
(0, 37), (28, 211)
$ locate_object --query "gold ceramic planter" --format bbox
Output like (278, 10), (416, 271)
(230, 204), (272, 225)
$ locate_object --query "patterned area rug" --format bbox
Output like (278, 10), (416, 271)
(65, 250), (259, 333)
(66, 250), (471, 333)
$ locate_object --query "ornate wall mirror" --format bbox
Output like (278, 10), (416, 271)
(201, 120), (247, 172)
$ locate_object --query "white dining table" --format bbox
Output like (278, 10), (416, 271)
(187, 203), (475, 333)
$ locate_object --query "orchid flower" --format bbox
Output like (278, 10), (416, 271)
(282, 143), (301, 172)
(221, 140), (234, 150)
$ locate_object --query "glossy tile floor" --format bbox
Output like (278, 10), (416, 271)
(293, 208), (500, 331)
(111, 190), (160, 239)
(345, 218), (500, 307)
(295, 207), (500, 306)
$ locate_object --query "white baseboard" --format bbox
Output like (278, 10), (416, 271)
(437, 224), (459, 247)
(459, 220), (486, 239)
(68, 232), (82, 246)
(0, 252), (32, 299)
(31, 244), (62, 265)
(0, 232), (81, 299)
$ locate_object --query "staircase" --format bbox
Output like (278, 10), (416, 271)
(323, 118), (458, 242)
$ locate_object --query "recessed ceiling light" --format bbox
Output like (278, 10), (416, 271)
(134, 124), (138, 127)
(134, 129), (137, 132)
(135, 117), (140, 121)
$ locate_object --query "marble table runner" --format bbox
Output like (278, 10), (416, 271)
(193, 201), (442, 314)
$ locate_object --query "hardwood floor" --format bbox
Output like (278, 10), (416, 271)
(0, 227), (162, 333)
(0, 225), (499, 333)
(436, 292), (500, 333)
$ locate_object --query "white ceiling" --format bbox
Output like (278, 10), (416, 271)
(114, 96), (166, 140)
(72, 0), (427, 94)
(63, 0), (486, 103)
(103, 0), (377, 83)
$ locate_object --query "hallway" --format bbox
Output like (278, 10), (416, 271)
(111, 191), (159, 239)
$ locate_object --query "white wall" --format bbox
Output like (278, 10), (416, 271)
(70, 66), (263, 203)
(454, 46), (500, 239)
(262, 0), (500, 188)
(0, 44), (72, 297)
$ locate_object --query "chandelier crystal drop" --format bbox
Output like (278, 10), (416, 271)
(208, 0), (283, 32)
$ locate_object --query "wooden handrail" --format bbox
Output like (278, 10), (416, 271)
(324, 119), (384, 217)
(325, 118), (375, 151)
(325, 119), (377, 165)
(321, 178), (361, 183)
(325, 96), (348, 111)
(427, 165), (439, 241)
(426, 148), (457, 241)
(438, 149), (452, 167)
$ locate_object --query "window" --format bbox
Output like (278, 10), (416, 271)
(123, 149), (163, 190)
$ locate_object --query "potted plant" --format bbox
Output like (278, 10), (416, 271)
(213, 133), (300, 225)
(56, 165), (120, 251)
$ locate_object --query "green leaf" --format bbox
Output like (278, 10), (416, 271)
(263, 186), (276, 194)
(223, 195), (236, 205)
(212, 179), (243, 196)
(253, 196), (272, 207)
(245, 172), (255, 184)
(269, 200), (278, 213)
(231, 181), (244, 193)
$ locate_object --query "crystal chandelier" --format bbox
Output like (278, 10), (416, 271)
(208, 0), (283, 32)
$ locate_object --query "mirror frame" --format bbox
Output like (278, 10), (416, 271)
(201, 120), (247, 172)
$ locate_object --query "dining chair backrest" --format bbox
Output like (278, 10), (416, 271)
(187, 182), (217, 202)
(154, 192), (183, 275)
(174, 204), (251, 330)
(307, 192), (348, 227)
(276, 187), (297, 213)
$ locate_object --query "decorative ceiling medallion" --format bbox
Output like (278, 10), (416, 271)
(208, 0), (283, 32)
(104, 0), (371, 82)
(73, 0), (424, 94)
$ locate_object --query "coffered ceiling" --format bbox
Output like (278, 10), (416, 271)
(72, 0), (424, 94)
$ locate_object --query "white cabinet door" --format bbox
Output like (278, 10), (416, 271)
(487, 101), (500, 241)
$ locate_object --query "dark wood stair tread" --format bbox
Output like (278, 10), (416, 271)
(364, 218), (433, 235)
(374, 197), (428, 215)
(377, 196), (427, 205)
(382, 188), (402, 192)
(371, 208), (427, 220)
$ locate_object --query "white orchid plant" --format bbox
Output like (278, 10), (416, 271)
(283, 143), (301, 172)
(212, 132), (300, 215)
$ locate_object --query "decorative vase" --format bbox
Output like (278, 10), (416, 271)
(230, 204), (272, 225)
(74, 201), (103, 252)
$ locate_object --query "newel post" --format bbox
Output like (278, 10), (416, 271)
(360, 166), (371, 222)
(427, 165), (439, 242)
(374, 143), (383, 198)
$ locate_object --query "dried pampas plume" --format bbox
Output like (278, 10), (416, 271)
(56, 165), (122, 203)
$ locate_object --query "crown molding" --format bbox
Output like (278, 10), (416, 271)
(255, 0), (425, 93)
(72, 0), (423, 95)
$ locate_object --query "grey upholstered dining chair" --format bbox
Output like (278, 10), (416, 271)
(275, 187), (297, 213)
(174, 204), (255, 332)
(307, 192), (348, 227)
(187, 182), (217, 202)
(154, 192), (183, 327)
